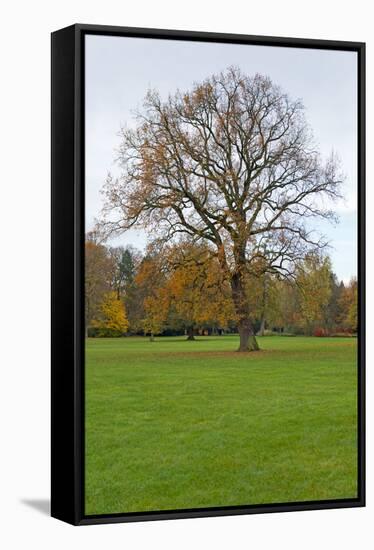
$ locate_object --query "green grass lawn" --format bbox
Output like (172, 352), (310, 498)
(85, 335), (358, 515)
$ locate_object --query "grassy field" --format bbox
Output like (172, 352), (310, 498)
(85, 335), (358, 515)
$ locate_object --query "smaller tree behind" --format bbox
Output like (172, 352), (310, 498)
(92, 291), (129, 337)
(338, 278), (358, 333)
(85, 237), (114, 336)
(296, 255), (332, 334)
(165, 242), (234, 340)
(135, 253), (170, 340)
(143, 288), (170, 341)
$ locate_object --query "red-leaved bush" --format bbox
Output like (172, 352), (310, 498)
(314, 327), (328, 337)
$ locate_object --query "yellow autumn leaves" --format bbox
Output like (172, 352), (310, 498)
(92, 291), (129, 336)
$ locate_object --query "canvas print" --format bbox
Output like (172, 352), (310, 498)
(84, 35), (358, 515)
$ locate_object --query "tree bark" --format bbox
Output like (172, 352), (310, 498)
(231, 271), (260, 352)
(238, 318), (260, 351)
(186, 326), (195, 341)
(149, 332), (154, 342)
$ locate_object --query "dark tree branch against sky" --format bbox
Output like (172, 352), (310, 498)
(98, 67), (343, 351)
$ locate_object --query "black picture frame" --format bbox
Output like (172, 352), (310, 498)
(51, 23), (366, 526)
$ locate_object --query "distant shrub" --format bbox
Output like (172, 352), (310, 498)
(314, 327), (328, 337)
(87, 326), (125, 337)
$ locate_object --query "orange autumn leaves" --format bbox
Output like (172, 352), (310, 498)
(135, 243), (235, 339)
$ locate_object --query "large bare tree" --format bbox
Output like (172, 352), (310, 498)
(99, 67), (342, 351)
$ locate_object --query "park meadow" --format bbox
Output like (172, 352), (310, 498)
(85, 334), (357, 514)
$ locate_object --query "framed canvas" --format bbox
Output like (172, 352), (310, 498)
(51, 24), (365, 525)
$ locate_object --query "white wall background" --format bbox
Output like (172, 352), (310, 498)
(0, 1), (371, 548)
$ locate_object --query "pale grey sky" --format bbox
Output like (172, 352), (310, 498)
(85, 35), (357, 282)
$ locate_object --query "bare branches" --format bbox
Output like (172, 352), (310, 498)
(98, 67), (343, 282)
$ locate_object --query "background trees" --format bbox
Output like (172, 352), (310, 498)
(135, 253), (170, 340)
(99, 67), (342, 351)
(295, 255), (332, 334)
(85, 234), (357, 340)
(85, 236), (114, 336)
(108, 245), (142, 330)
(338, 278), (358, 333)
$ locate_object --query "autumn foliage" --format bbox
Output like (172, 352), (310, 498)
(85, 235), (357, 340)
(92, 291), (129, 336)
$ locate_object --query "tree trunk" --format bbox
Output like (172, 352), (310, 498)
(149, 332), (154, 342)
(186, 326), (195, 341)
(231, 271), (260, 352)
(238, 318), (259, 351)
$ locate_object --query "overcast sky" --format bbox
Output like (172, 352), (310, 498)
(85, 35), (357, 282)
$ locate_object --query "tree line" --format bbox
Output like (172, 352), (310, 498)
(85, 233), (357, 340)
